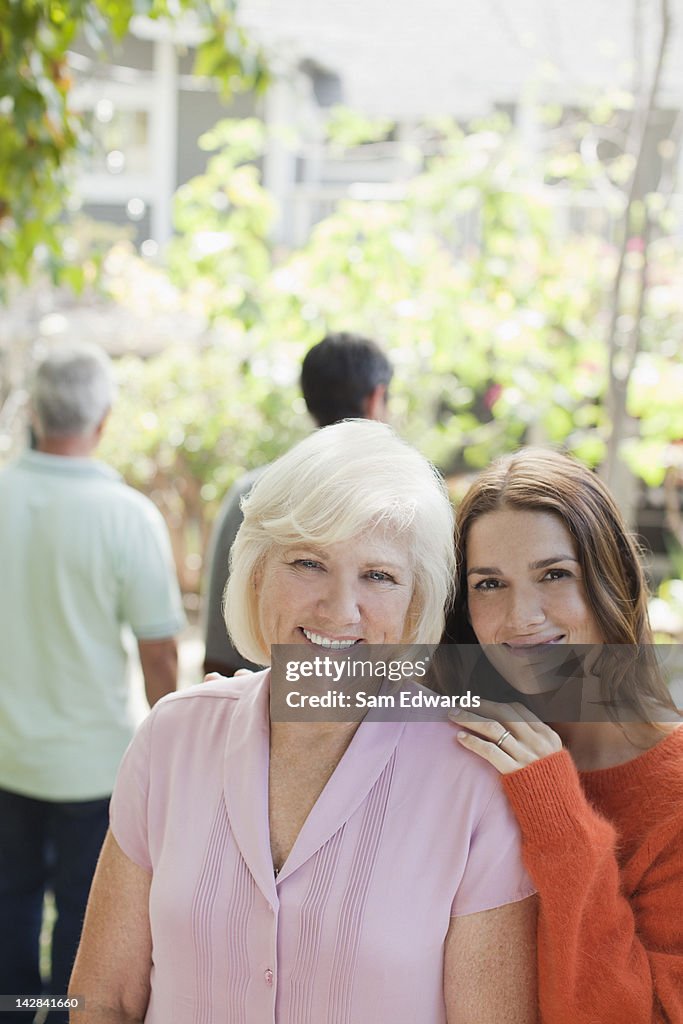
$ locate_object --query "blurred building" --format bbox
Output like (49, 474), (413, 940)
(67, 1), (683, 250)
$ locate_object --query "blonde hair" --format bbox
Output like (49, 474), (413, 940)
(225, 420), (456, 665)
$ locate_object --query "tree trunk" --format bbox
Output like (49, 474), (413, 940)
(601, 0), (671, 514)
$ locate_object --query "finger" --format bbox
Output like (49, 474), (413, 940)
(463, 699), (532, 727)
(473, 699), (516, 723)
(448, 708), (493, 728)
(474, 698), (536, 724)
(475, 698), (547, 731)
(448, 712), (518, 748)
(234, 668), (255, 677)
(203, 672), (225, 682)
(455, 730), (519, 774)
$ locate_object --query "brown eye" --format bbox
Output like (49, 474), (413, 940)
(472, 579), (501, 591)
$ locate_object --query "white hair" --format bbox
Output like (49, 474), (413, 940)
(225, 420), (456, 665)
(32, 344), (116, 438)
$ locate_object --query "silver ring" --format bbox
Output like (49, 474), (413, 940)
(495, 728), (512, 749)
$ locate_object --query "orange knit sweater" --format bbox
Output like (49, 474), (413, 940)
(502, 727), (683, 1024)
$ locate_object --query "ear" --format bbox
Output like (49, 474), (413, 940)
(362, 383), (388, 422)
(93, 410), (109, 443)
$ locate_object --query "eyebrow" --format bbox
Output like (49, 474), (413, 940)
(284, 546), (408, 571)
(467, 554), (578, 577)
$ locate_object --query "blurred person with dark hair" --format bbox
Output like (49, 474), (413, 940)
(0, 344), (185, 1022)
(202, 331), (392, 676)
(299, 331), (391, 425)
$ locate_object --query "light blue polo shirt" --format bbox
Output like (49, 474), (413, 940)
(0, 450), (186, 800)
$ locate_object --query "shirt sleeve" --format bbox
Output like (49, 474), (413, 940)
(502, 750), (683, 1024)
(117, 498), (186, 640)
(451, 774), (536, 917)
(109, 710), (154, 872)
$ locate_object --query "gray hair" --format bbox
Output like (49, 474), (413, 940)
(32, 344), (116, 438)
(225, 420), (456, 666)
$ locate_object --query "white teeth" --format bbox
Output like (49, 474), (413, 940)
(302, 629), (358, 649)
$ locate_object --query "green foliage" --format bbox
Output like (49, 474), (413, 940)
(106, 115), (615, 509)
(247, 121), (611, 472)
(91, 108), (683, 587)
(0, 0), (268, 287)
(618, 239), (683, 485)
(650, 577), (683, 640)
(98, 341), (306, 503)
(97, 337), (309, 589)
(325, 106), (395, 148)
(166, 118), (276, 324)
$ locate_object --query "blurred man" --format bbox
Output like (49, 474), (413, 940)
(203, 332), (392, 675)
(0, 344), (185, 1022)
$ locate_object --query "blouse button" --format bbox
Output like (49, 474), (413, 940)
(264, 969), (274, 986)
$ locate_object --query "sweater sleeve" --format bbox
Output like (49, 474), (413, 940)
(502, 750), (683, 1024)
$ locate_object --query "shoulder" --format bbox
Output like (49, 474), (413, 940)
(634, 726), (683, 837)
(221, 467), (268, 508)
(149, 670), (266, 730)
(0, 455), (22, 477)
(125, 672), (266, 775)
(208, 468), (268, 552)
(90, 478), (170, 537)
(398, 718), (504, 812)
(106, 479), (161, 514)
(155, 670), (261, 710)
(392, 679), (503, 792)
(213, 467), (268, 527)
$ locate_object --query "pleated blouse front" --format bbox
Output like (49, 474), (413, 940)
(110, 671), (533, 1024)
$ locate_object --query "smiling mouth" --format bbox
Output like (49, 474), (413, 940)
(300, 628), (361, 650)
(503, 636), (565, 655)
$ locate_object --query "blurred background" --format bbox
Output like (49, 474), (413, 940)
(2, 0), (683, 688)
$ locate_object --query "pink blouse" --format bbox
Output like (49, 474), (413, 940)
(110, 671), (533, 1023)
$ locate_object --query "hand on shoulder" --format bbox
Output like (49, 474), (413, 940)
(450, 699), (563, 775)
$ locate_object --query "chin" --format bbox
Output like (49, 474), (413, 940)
(488, 651), (573, 696)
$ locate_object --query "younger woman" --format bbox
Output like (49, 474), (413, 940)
(446, 448), (683, 1024)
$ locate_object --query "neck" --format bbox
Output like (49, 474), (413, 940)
(270, 718), (360, 745)
(37, 435), (97, 457)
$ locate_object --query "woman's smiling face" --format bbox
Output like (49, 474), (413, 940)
(255, 533), (415, 652)
(466, 508), (604, 692)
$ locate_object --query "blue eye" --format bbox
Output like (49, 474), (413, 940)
(294, 559), (322, 570)
(366, 570), (395, 583)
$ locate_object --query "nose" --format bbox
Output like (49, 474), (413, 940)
(318, 575), (362, 628)
(506, 585), (546, 634)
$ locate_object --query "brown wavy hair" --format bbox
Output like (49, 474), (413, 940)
(444, 448), (679, 723)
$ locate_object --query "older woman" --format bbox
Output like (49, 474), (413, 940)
(70, 420), (537, 1024)
(446, 448), (683, 1024)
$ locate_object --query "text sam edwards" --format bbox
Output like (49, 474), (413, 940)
(285, 690), (481, 709)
